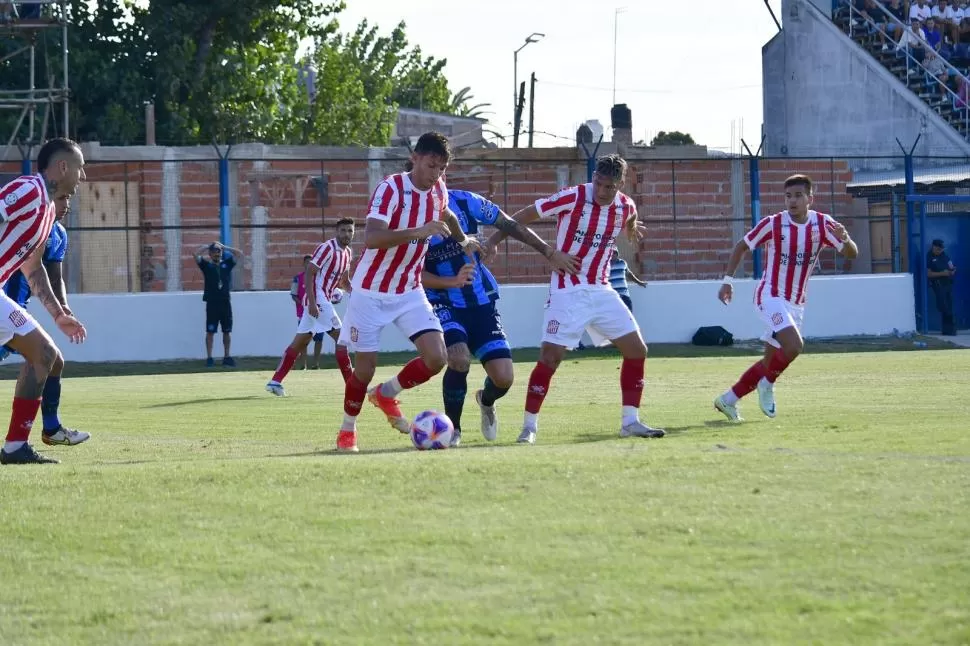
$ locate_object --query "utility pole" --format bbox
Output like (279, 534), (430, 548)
(512, 81), (526, 149)
(528, 73), (536, 148)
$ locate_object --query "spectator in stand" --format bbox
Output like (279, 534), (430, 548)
(898, 18), (928, 62)
(912, 0), (934, 22)
(924, 16), (945, 55)
(925, 49), (953, 94)
(879, 0), (908, 50)
(290, 254), (324, 370)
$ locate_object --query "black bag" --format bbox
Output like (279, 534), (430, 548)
(692, 326), (734, 347)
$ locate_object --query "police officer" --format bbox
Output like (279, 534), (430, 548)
(927, 238), (957, 336)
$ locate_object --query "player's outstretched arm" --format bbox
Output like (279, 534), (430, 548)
(485, 204), (541, 249)
(22, 248), (86, 342)
(364, 217), (450, 249)
(421, 266), (475, 289)
(718, 239), (751, 305)
(44, 260), (71, 313)
(489, 211), (580, 275)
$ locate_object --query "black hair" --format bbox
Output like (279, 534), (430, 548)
(403, 159), (414, 172)
(37, 137), (80, 173)
(335, 217), (356, 227)
(303, 254), (312, 261)
(594, 154), (627, 181)
(413, 131), (451, 162)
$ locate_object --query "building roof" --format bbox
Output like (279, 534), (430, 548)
(847, 163), (970, 189)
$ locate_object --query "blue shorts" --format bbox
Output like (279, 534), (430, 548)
(432, 301), (511, 364)
(0, 344), (16, 361)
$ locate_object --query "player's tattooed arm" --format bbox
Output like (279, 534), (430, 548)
(485, 205), (541, 248)
(44, 261), (70, 312)
(492, 213), (554, 258)
(22, 249), (66, 320)
(487, 209), (581, 275)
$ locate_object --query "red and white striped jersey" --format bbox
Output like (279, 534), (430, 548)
(745, 210), (845, 307)
(0, 175), (57, 286)
(305, 238), (351, 305)
(351, 172), (448, 295)
(535, 183), (637, 292)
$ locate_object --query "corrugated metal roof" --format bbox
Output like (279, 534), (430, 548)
(848, 163), (970, 188)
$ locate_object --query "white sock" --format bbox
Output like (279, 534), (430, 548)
(3, 440), (25, 453)
(621, 406), (639, 426)
(759, 377), (773, 389)
(341, 414), (357, 432)
(722, 390), (739, 406)
(381, 376), (402, 398)
(524, 412), (538, 429)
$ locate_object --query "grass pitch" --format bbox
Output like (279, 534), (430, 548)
(0, 346), (968, 645)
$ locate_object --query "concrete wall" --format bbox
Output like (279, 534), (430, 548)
(763, 0), (970, 162)
(15, 275), (916, 363)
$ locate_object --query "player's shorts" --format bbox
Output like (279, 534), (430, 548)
(432, 301), (512, 364)
(542, 286), (639, 348)
(756, 296), (805, 349)
(205, 299), (233, 333)
(0, 291), (38, 348)
(296, 300), (340, 338)
(337, 288), (441, 353)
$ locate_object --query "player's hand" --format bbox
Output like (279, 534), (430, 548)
(55, 313), (87, 343)
(308, 302), (320, 318)
(547, 249), (582, 276)
(829, 221), (850, 242)
(419, 220), (450, 239)
(635, 279), (648, 288)
(718, 283), (733, 305)
(462, 238), (483, 258)
(625, 219), (647, 243)
(452, 263), (476, 287)
(480, 241), (498, 264)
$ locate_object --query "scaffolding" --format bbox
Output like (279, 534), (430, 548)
(0, 0), (69, 154)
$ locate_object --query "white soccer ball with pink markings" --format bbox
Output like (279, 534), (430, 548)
(330, 288), (344, 304)
(409, 410), (454, 450)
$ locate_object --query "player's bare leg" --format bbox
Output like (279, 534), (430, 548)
(477, 357), (513, 443)
(39, 351), (90, 446)
(2, 329), (60, 464)
(611, 331), (665, 439)
(205, 332), (215, 366)
(222, 331), (233, 366)
(716, 325), (802, 422)
(369, 331), (446, 434)
(297, 346), (308, 371)
(328, 330), (353, 383)
(442, 342), (471, 447)
(338, 351), (378, 452)
(519, 342), (567, 444)
(266, 333), (313, 396)
(312, 336), (323, 369)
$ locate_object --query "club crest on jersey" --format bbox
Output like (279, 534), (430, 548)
(4, 193), (17, 206)
(546, 319), (560, 334)
(8, 310), (27, 328)
(350, 327), (359, 343)
(771, 312), (784, 326)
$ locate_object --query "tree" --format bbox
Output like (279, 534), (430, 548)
(650, 131), (696, 146)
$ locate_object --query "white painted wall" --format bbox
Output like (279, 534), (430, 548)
(18, 275), (915, 363)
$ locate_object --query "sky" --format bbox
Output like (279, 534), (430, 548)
(333, 0), (784, 152)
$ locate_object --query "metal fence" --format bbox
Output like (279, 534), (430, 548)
(2, 152), (967, 295)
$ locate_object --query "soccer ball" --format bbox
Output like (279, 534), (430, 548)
(330, 288), (344, 304)
(409, 410), (454, 450)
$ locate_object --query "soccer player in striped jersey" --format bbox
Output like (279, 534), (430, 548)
(0, 193), (89, 449)
(0, 137), (88, 465)
(334, 132), (483, 453)
(423, 186), (579, 447)
(485, 154), (666, 444)
(714, 174), (858, 421)
(266, 218), (355, 396)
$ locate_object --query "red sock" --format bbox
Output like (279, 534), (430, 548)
(344, 374), (368, 417)
(396, 357), (436, 390)
(6, 397), (41, 443)
(731, 360), (769, 400)
(272, 347), (299, 383)
(620, 358), (645, 407)
(765, 349), (792, 382)
(525, 363), (556, 414)
(335, 345), (353, 383)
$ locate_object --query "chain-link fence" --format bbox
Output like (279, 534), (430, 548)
(2, 152), (954, 295)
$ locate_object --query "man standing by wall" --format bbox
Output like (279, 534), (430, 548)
(927, 238), (957, 336)
(194, 241), (242, 366)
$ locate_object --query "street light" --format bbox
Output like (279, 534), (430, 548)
(513, 32), (545, 124)
(613, 7), (628, 105)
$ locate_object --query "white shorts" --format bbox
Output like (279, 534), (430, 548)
(757, 296), (805, 348)
(337, 288), (442, 353)
(542, 287), (639, 348)
(296, 300), (341, 336)
(0, 291), (38, 347)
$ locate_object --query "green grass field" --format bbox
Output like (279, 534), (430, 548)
(1, 346), (968, 645)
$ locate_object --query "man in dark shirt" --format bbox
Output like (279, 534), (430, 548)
(195, 241), (242, 366)
(927, 238), (957, 336)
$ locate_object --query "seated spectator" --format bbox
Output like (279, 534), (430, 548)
(898, 18), (928, 62)
(925, 50), (953, 93)
(956, 74), (970, 107)
(936, 0), (963, 43)
(912, 0), (934, 22)
(879, 0), (908, 49)
(924, 16), (945, 52)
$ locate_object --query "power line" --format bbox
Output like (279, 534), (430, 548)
(539, 80), (761, 95)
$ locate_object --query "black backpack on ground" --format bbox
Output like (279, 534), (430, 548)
(692, 326), (734, 347)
